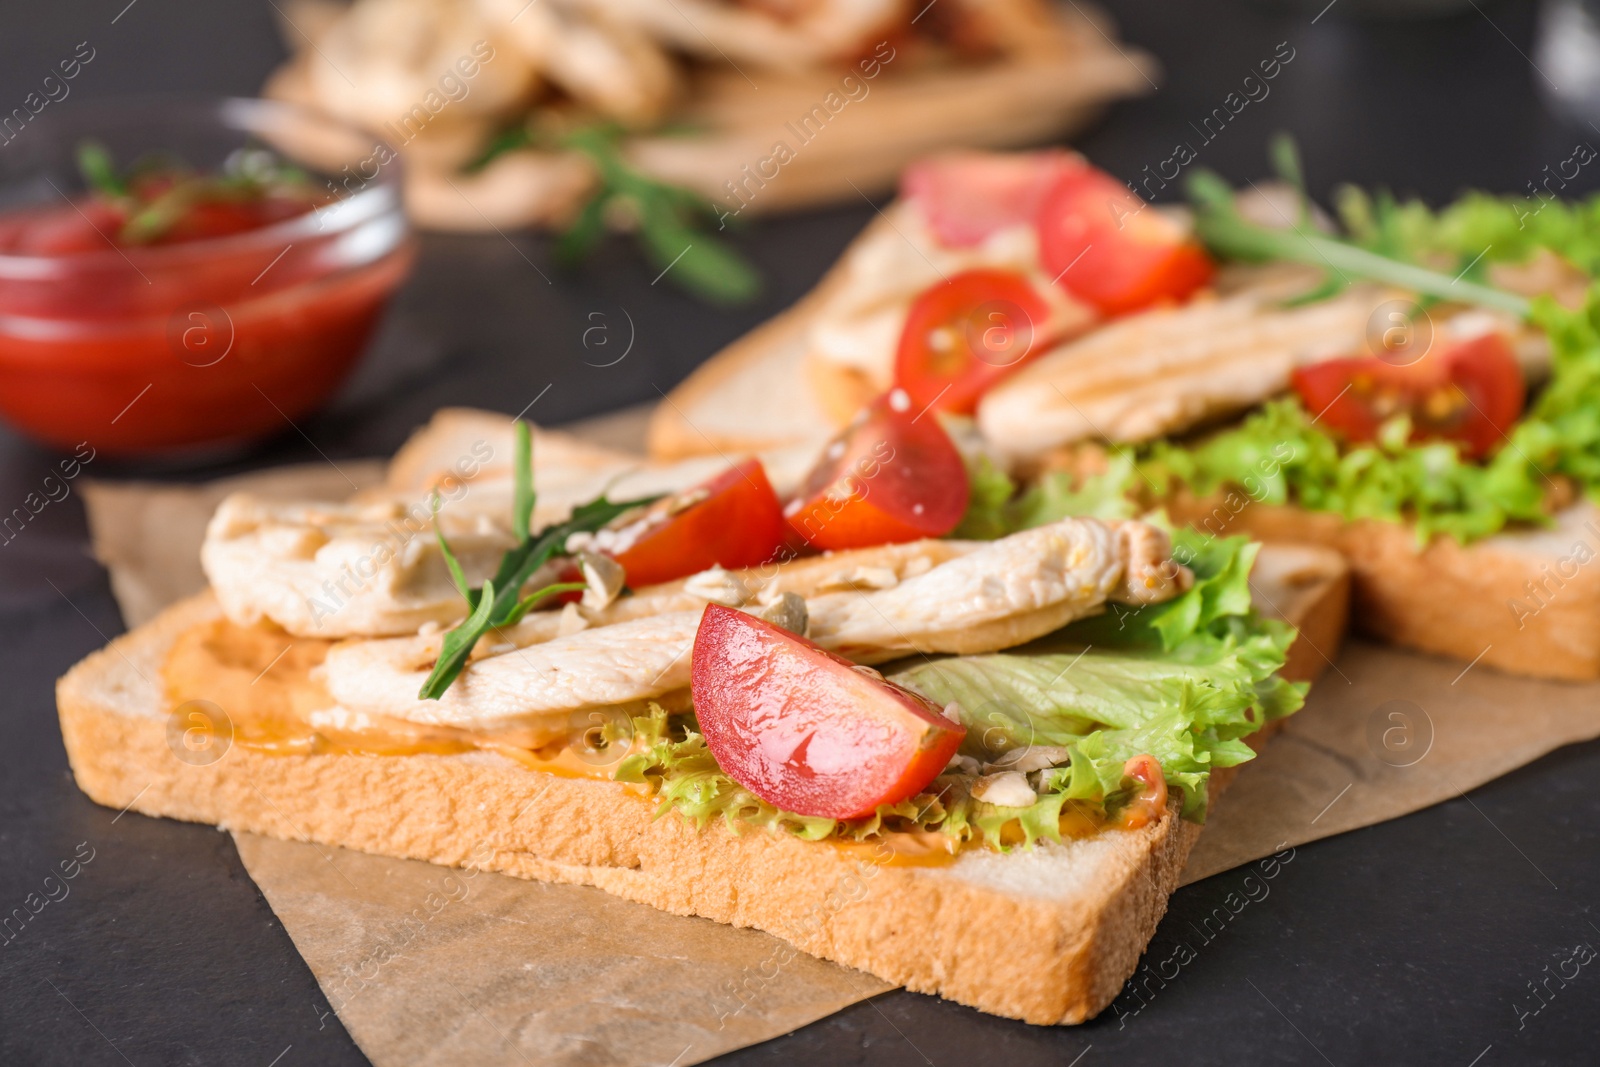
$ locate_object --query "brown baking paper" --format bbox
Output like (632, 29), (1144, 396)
(78, 414), (1600, 1063)
(232, 832), (889, 1067)
(1181, 641), (1600, 883)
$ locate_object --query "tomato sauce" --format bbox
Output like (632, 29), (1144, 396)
(0, 165), (411, 454)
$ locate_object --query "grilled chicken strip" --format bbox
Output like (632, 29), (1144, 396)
(977, 267), (1545, 460)
(977, 281), (1395, 458)
(201, 442), (821, 638)
(317, 517), (1189, 735)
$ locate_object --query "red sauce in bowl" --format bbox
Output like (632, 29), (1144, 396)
(0, 127), (413, 455)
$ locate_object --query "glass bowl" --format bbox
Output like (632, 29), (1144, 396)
(0, 96), (415, 456)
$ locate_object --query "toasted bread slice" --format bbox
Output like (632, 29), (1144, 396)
(1168, 494), (1600, 681)
(57, 545), (1346, 1025)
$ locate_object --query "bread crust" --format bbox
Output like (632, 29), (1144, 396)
(1169, 495), (1600, 680)
(56, 548), (1345, 1025)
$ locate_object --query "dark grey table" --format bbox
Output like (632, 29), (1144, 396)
(3, 2), (1598, 1064)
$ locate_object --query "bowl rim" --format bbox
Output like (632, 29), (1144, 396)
(0, 95), (406, 276)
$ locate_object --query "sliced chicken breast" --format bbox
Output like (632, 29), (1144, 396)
(317, 516), (1188, 734)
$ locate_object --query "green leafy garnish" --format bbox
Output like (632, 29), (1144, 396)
(469, 123), (760, 305)
(952, 452), (1142, 540)
(1012, 453), (1141, 528)
(76, 141), (126, 199)
(950, 454), (1018, 539)
(1187, 146), (1529, 317)
(1166, 141), (1600, 543)
(418, 419), (657, 700)
(72, 140), (317, 246)
(897, 530), (1302, 823)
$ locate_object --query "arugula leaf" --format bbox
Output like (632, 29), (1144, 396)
(425, 578), (498, 699)
(73, 139), (315, 245)
(563, 126), (759, 305)
(555, 192), (608, 266)
(1187, 168), (1529, 316)
(469, 123), (760, 305)
(1268, 131), (1310, 228)
(466, 125), (537, 173)
(504, 582), (587, 626)
(432, 493), (474, 604)
(418, 419), (660, 700)
(76, 141), (126, 199)
(512, 420), (533, 544)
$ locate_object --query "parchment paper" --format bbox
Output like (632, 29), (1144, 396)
(1182, 641), (1600, 882)
(232, 833), (889, 1067)
(77, 412), (1600, 1063)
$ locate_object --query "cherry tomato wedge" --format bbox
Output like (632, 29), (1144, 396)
(893, 268), (1053, 416)
(1290, 332), (1525, 461)
(785, 392), (970, 551)
(691, 604), (966, 819)
(901, 150), (1085, 248)
(1035, 165), (1214, 317)
(1111, 754), (1169, 831)
(609, 459), (787, 588)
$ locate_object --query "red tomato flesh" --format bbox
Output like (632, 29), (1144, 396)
(691, 604), (966, 819)
(901, 150), (1084, 248)
(612, 459), (787, 588)
(893, 268), (1053, 415)
(1035, 165), (1214, 317)
(1290, 332), (1525, 461)
(785, 392), (970, 551)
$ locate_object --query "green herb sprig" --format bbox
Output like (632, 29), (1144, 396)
(76, 141), (127, 199)
(418, 419), (658, 700)
(73, 140), (315, 246)
(1187, 135), (1530, 317)
(469, 123), (760, 306)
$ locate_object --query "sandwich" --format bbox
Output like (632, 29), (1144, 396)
(263, 0), (1154, 235)
(59, 406), (1347, 1024)
(650, 141), (1600, 679)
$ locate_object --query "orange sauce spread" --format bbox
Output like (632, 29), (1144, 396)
(160, 617), (623, 782)
(164, 619), (1122, 866)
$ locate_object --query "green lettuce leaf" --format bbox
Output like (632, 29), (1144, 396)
(613, 705), (1135, 851)
(892, 530), (1303, 821)
(951, 454), (1017, 540)
(1011, 453), (1140, 528)
(613, 708), (840, 841)
(1138, 395), (1554, 544)
(1335, 184), (1600, 279)
(1167, 177), (1600, 545)
(954, 452), (1142, 540)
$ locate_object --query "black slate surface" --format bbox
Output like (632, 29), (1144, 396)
(2, 1), (1599, 1065)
